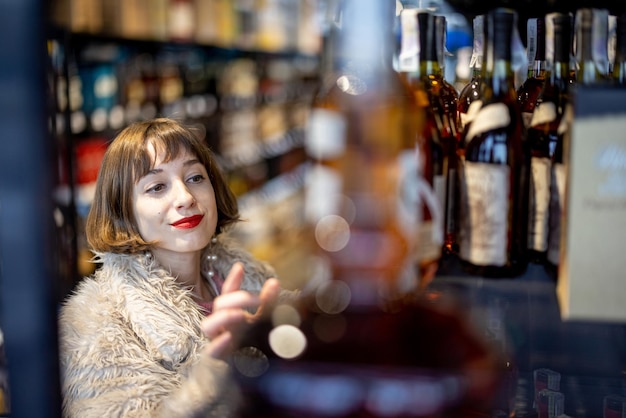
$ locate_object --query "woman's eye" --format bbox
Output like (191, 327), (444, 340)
(188, 174), (205, 184)
(147, 184), (165, 193)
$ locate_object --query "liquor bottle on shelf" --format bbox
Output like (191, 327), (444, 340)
(458, 8), (529, 278)
(397, 8), (448, 285)
(527, 13), (575, 271)
(517, 17), (547, 128)
(458, 14), (484, 135)
(434, 14), (461, 256)
(233, 1), (501, 416)
(401, 10), (458, 258)
(574, 8), (610, 85)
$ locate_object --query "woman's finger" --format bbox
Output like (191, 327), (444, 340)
(255, 278), (281, 317)
(201, 308), (247, 338)
(203, 331), (233, 359)
(212, 290), (260, 311)
(259, 278), (280, 302)
(221, 262), (244, 294)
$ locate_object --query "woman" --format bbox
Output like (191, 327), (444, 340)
(58, 118), (286, 417)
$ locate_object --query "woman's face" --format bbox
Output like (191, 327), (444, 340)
(133, 143), (218, 256)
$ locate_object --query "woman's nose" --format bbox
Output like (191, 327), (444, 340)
(173, 180), (195, 208)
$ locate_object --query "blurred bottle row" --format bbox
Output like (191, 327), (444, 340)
(49, 0), (322, 54)
(48, 38), (319, 201)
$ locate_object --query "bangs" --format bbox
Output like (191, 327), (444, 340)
(132, 123), (200, 183)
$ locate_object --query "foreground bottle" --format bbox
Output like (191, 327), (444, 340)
(232, 1), (503, 416)
(458, 8), (529, 278)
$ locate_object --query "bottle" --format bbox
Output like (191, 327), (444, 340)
(435, 14), (462, 255)
(574, 8), (610, 85)
(457, 15), (484, 135)
(517, 17), (547, 128)
(397, 7), (448, 288)
(526, 13), (575, 267)
(305, 0), (426, 299)
(458, 8), (529, 278)
(233, 1), (501, 416)
(408, 11), (458, 257)
(611, 13), (626, 85)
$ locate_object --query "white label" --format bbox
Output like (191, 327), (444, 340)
(304, 163), (342, 224)
(305, 108), (347, 160)
(530, 102), (557, 127)
(399, 150), (444, 264)
(547, 163), (566, 264)
(398, 9), (419, 72)
(465, 102), (510, 143)
(460, 161), (510, 266)
(460, 99), (482, 131)
(522, 111), (534, 128)
(528, 157), (551, 251)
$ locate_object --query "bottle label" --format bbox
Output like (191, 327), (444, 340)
(547, 162), (567, 265)
(304, 163), (343, 224)
(460, 161), (510, 266)
(460, 99), (482, 130)
(305, 108), (347, 160)
(465, 102), (510, 144)
(528, 157), (551, 252)
(530, 102), (557, 127)
(397, 150), (443, 266)
(522, 111), (534, 128)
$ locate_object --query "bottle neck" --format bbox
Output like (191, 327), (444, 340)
(575, 9), (609, 84)
(526, 17), (546, 79)
(550, 61), (572, 84)
(484, 59), (515, 96)
(336, 0), (394, 80)
(613, 15), (626, 84)
(417, 12), (441, 78)
(469, 15), (484, 80)
(482, 10), (516, 97)
(528, 60), (547, 79)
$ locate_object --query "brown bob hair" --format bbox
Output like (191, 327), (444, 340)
(86, 118), (240, 254)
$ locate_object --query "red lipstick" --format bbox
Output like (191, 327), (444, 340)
(171, 214), (204, 229)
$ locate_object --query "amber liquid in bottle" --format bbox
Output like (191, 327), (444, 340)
(517, 17), (547, 128)
(459, 8), (529, 278)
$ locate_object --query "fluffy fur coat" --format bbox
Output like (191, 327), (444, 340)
(58, 234), (278, 417)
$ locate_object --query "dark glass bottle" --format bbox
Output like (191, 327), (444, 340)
(458, 8), (529, 278)
(402, 10), (456, 269)
(435, 14), (461, 255)
(397, 8), (449, 288)
(517, 17), (547, 128)
(526, 13), (575, 267)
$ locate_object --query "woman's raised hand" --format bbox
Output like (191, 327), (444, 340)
(200, 262), (280, 359)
